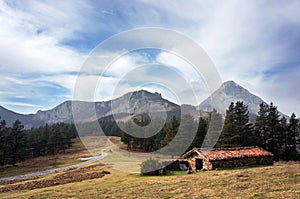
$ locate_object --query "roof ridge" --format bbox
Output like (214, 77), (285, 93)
(197, 146), (260, 151)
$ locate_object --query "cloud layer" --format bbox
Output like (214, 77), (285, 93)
(0, 0), (299, 116)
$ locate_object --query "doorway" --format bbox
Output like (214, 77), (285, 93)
(196, 159), (203, 170)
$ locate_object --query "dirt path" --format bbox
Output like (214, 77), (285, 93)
(0, 151), (107, 181)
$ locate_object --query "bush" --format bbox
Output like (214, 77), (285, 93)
(140, 158), (166, 176)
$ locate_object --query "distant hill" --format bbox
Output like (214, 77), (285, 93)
(0, 106), (44, 129)
(0, 81), (288, 128)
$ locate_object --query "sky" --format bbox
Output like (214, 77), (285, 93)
(0, 0), (299, 116)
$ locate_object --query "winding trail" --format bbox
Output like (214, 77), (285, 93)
(0, 151), (107, 181)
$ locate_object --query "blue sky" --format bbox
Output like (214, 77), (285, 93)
(0, 0), (299, 116)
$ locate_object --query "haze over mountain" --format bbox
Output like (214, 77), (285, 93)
(0, 81), (285, 128)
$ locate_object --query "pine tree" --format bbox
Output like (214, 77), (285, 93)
(203, 109), (223, 148)
(161, 116), (180, 146)
(153, 121), (166, 150)
(7, 120), (27, 166)
(191, 117), (209, 149)
(176, 114), (197, 155)
(280, 116), (289, 160)
(216, 101), (252, 147)
(266, 103), (283, 160)
(287, 113), (299, 160)
(255, 103), (269, 148)
(160, 116), (180, 155)
(120, 121), (133, 150)
(0, 118), (8, 166)
(216, 103), (236, 147)
(234, 101), (254, 146)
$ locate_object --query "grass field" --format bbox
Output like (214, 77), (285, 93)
(0, 137), (299, 199)
(0, 137), (89, 178)
(0, 136), (124, 178)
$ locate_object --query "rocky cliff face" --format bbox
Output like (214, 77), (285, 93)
(34, 101), (74, 124)
(106, 90), (179, 116)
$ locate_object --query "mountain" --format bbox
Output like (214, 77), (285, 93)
(199, 80), (287, 121)
(199, 80), (265, 115)
(0, 90), (184, 128)
(0, 81), (287, 128)
(39, 90), (182, 123)
(0, 106), (44, 129)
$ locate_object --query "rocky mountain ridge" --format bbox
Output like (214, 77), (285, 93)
(0, 81), (284, 128)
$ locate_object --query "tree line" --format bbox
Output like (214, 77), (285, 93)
(120, 101), (300, 161)
(1, 100), (298, 167)
(216, 101), (299, 161)
(120, 114), (211, 154)
(0, 118), (77, 166)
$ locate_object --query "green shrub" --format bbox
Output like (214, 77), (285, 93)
(140, 158), (166, 176)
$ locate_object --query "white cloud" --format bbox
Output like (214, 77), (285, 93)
(156, 51), (211, 104)
(1, 0), (299, 116)
(0, 91), (15, 95)
(0, 0), (91, 112)
(0, 101), (42, 108)
(105, 53), (142, 77)
(140, 0), (300, 115)
(0, 1), (85, 74)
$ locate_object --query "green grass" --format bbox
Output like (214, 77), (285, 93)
(167, 170), (191, 176)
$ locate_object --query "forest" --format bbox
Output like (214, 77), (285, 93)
(0, 119), (77, 166)
(120, 102), (300, 161)
(0, 101), (299, 167)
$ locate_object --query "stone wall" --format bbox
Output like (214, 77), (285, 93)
(186, 154), (199, 170)
(207, 156), (273, 170)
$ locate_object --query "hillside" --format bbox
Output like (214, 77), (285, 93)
(0, 161), (299, 198)
(0, 106), (44, 129)
(0, 137), (299, 199)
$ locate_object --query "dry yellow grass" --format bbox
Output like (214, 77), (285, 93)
(0, 162), (299, 199)
(0, 137), (93, 178)
(0, 137), (299, 199)
(0, 136), (120, 178)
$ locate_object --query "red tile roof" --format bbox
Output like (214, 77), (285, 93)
(183, 147), (273, 161)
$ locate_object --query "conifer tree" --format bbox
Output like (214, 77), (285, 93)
(0, 118), (8, 166)
(120, 121), (133, 150)
(255, 103), (269, 148)
(161, 116), (180, 146)
(216, 103), (236, 147)
(216, 101), (252, 147)
(266, 103), (283, 160)
(288, 113), (299, 160)
(7, 120), (27, 166)
(191, 117), (209, 149)
(280, 116), (288, 160)
(203, 109), (223, 148)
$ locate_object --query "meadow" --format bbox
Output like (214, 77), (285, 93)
(0, 137), (299, 199)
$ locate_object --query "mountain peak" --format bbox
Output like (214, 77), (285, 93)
(221, 80), (243, 90)
(129, 90), (162, 99)
(199, 81), (265, 115)
(222, 80), (238, 86)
